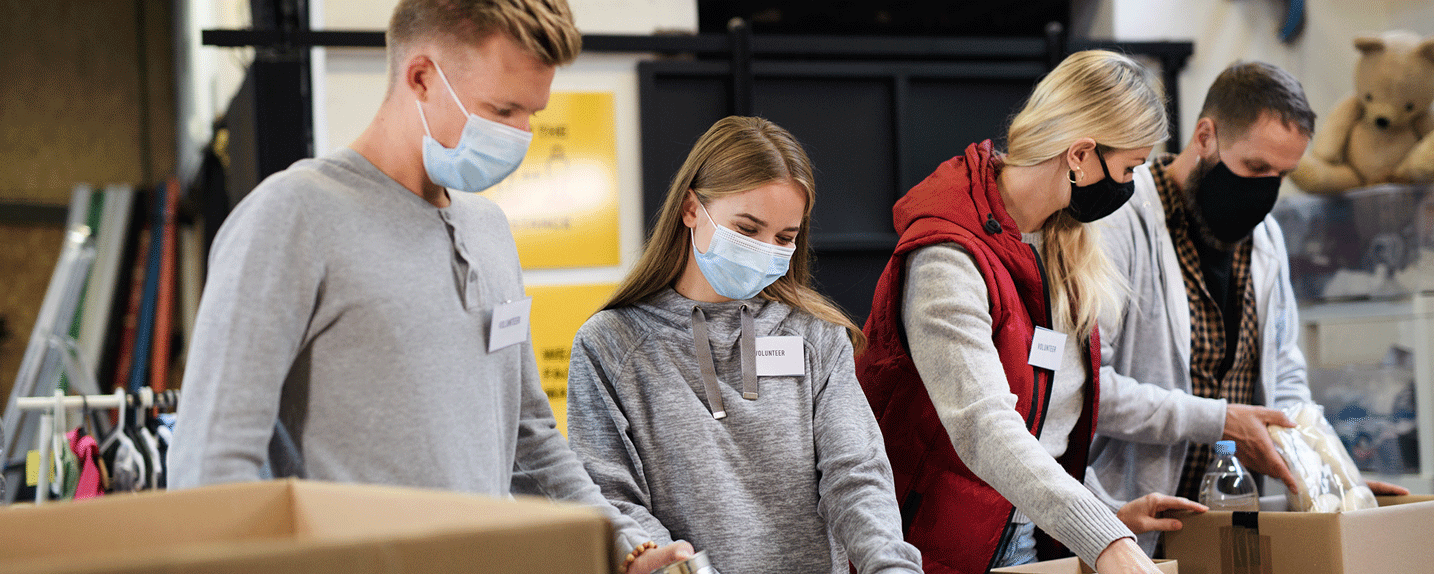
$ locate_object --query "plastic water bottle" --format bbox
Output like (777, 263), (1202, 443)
(1199, 440), (1260, 511)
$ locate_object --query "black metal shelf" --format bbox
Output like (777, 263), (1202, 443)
(201, 29), (1189, 64)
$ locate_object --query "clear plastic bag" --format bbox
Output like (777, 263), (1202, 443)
(1266, 402), (1379, 512)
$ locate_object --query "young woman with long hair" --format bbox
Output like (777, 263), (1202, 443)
(565, 116), (922, 574)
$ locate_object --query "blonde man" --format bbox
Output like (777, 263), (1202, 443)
(170, 1), (689, 570)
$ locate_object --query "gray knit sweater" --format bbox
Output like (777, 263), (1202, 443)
(168, 148), (652, 555)
(902, 242), (1134, 567)
(566, 288), (923, 574)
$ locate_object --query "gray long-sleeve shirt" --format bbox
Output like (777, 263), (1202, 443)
(901, 242), (1133, 567)
(167, 147), (651, 555)
(565, 288), (923, 574)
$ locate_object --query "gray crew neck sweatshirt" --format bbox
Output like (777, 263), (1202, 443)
(167, 147), (651, 556)
(566, 288), (923, 574)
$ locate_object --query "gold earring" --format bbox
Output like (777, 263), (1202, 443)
(1068, 169), (1082, 184)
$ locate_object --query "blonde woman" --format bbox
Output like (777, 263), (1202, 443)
(857, 51), (1206, 574)
(566, 116), (923, 574)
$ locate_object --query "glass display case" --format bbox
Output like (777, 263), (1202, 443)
(1274, 184), (1434, 494)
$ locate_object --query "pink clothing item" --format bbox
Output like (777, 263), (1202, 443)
(66, 429), (104, 500)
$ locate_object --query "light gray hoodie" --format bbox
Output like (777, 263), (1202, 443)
(1088, 162), (1313, 552)
(566, 288), (923, 574)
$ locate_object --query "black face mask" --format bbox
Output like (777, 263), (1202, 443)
(1064, 147), (1135, 223)
(1190, 157), (1282, 246)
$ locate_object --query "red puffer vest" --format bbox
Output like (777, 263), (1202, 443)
(856, 140), (1100, 574)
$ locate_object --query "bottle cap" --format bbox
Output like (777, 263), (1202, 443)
(1214, 440), (1236, 455)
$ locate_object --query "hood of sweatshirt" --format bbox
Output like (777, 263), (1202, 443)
(632, 287), (800, 344)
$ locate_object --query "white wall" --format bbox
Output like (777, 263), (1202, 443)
(175, 0), (253, 186)
(1074, 0), (1434, 146)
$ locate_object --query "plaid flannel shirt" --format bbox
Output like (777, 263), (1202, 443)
(1149, 156), (1262, 500)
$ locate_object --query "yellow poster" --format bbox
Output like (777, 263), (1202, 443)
(528, 283), (617, 435)
(484, 92), (619, 268)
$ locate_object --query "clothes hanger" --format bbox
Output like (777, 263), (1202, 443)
(49, 391), (67, 499)
(79, 394), (94, 438)
(79, 393), (111, 492)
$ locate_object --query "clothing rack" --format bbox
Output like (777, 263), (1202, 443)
(3, 192), (102, 503)
(13, 388), (179, 504)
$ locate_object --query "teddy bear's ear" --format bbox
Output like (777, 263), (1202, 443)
(1354, 35), (1386, 55)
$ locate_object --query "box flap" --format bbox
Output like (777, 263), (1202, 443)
(286, 480), (604, 541)
(0, 480), (611, 574)
(1166, 497), (1434, 574)
(1256, 509), (1344, 573)
(0, 480), (295, 566)
(990, 556), (1177, 573)
(1336, 498), (1434, 572)
(1375, 494), (1434, 507)
(1166, 510), (1343, 574)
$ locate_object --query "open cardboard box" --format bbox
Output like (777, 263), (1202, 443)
(1164, 494), (1434, 574)
(0, 479), (612, 574)
(992, 556), (1178, 573)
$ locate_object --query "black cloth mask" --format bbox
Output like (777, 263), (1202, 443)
(1064, 147), (1135, 223)
(1191, 157), (1282, 245)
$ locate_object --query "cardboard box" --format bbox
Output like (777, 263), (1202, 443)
(1164, 494), (1434, 574)
(0, 479), (612, 574)
(992, 556), (1178, 573)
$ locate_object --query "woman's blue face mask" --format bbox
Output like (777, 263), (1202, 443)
(690, 202), (796, 300)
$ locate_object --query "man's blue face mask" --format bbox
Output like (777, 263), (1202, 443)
(415, 61), (533, 193)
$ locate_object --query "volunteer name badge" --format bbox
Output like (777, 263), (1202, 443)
(755, 336), (805, 376)
(1027, 327), (1067, 371)
(489, 298), (533, 353)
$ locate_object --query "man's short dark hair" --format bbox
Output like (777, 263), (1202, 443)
(1199, 61), (1316, 140)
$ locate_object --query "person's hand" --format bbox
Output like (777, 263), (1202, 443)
(1094, 537), (1163, 574)
(1223, 404), (1299, 493)
(1367, 480), (1410, 496)
(1117, 493), (1208, 535)
(626, 541), (694, 574)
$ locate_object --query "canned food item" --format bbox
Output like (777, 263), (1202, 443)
(648, 550), (715, 574)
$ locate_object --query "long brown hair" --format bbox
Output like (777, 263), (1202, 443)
(604, 116), (866, 351)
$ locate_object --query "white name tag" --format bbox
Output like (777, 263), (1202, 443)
(488, 298), (532, 353)
(755, 336), (805, 376)
(1026, 327), (1067, 372)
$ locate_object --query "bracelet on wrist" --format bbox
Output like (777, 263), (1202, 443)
(622, 541), (658, 571)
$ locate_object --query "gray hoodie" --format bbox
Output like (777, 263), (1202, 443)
(566, 288), (923, 574)
(1088, 161), (1312, 552)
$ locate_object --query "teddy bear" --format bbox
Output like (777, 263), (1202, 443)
(1291, 30), (1434, 194)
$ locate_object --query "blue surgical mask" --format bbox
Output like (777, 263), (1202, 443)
(691, 202), (796, 300)
(416, 62), (533, 193)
